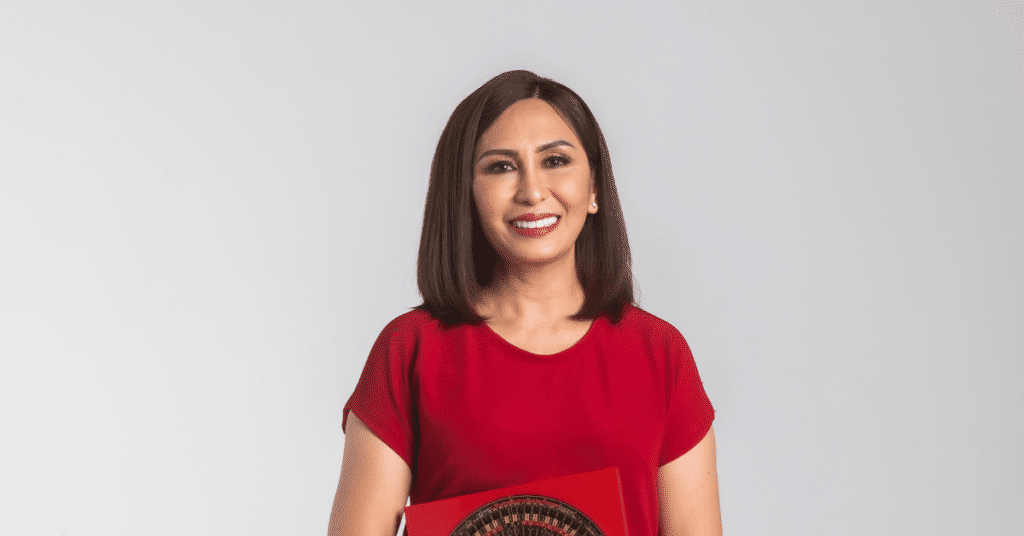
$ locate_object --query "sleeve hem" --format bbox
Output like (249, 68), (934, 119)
(658, 408), (715, 467)
(343, 405), (414, 470)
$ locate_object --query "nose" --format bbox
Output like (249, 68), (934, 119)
(514, 159), (546, 205)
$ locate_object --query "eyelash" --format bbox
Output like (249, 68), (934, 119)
(483, 155), (571, 174)
(485, 161), (516, 174)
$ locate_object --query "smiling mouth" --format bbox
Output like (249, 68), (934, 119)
(510, 216), (559, 229)
(507, 215), (561, 237)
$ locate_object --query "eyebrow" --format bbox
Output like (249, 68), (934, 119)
(476, 140), (576, 162)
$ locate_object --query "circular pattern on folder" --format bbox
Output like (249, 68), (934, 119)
(449, 495), (605, 536)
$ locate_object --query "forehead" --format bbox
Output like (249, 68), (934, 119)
(476, 98), (581, 152)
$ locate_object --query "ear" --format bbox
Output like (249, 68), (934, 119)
(588, 170), (598, 214)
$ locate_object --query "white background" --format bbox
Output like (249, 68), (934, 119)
(1, 1), (1021, 534)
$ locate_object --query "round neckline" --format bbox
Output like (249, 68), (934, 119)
(478, 316), (602, 359)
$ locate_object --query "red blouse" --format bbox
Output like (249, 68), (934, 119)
(343, 304), (715, 536)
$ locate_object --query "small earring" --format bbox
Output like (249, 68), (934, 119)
(591, 202), (597, 207)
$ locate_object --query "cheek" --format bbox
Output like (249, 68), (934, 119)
(472, 181), (499, 219)
(554, 173), (592, 205)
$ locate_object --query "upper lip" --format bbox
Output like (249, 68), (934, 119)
(508, 212), (560, 222)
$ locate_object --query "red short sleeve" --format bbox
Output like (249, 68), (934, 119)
(342, 313), (421, 468)
(658, 329), (715, 466)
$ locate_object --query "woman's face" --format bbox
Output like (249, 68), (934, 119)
(472, 98), (598, 268)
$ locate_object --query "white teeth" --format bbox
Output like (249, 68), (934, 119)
(511, 216), (558, 229)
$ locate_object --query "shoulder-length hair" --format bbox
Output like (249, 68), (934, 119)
(415, 70), (634, 325)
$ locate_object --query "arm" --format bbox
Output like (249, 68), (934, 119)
(328, 412), (412, 536)
(657, 426), (722, 536)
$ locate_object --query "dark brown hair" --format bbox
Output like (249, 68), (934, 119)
(415, 70), (634, 325)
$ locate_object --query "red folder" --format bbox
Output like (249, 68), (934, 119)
(404, 467), (627, 536)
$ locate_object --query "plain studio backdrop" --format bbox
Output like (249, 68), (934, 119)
(1, 1), (1022, 534)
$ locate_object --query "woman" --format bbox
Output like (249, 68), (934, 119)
(329, 70), (721, 536)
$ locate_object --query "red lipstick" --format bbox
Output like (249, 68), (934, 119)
(507, 213), (560, 237)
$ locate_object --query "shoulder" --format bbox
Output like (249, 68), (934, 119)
(608, 304), (695, 367)
(380, 308), (439, 335)
(615, 304), (688, 344)
(614, 307), (705, 394)
(369, 309), (444, 355)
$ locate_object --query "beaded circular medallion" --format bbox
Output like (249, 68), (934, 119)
(449, 495), (605, 536)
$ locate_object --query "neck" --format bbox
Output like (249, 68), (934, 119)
(479, 249), (584, 325)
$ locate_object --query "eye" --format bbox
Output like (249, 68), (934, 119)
(483, 160), (516, 174)
(544, 155), (571, 168)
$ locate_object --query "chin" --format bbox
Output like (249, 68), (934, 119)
(505, 247), (574, 265)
